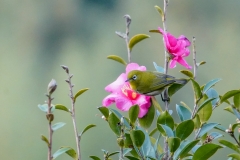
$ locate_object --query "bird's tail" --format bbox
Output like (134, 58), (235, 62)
(175, 78), (188, 85)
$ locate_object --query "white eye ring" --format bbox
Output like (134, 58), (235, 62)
(132, 75), (137, 80)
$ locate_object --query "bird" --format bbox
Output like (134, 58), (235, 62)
(126, 70), (188, 97)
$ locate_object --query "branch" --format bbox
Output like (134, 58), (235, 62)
(192, 37), (197, 79)
(124, 15), (132, 63)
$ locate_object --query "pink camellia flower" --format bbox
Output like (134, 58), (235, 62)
(102, 63), (151, 118)
(158, 27), (192, 69)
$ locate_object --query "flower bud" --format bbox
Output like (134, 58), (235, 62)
(61, 65), (69, 74)
(46, 113), (54, 122)
(48, 79), (57, 95)
(117, 137), (125, 147)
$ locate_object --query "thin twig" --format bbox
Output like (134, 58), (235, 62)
(192, 37), (197, 79)
(119, 117), (124, 160)
(162, 1), (169, 159)
(124, 15), (132, 63)
(230, 132), (240, 147)
(62, 65), (81, 160)
(47, 95), (53, 160)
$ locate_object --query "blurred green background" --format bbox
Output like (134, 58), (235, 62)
(1, 0), (240, 159)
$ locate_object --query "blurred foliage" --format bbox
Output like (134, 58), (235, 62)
(0, 0), (240, 159)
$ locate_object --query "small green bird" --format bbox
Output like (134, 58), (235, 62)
(126, 70), (187, 96)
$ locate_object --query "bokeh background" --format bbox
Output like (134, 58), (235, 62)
(0, 0), (240, 159)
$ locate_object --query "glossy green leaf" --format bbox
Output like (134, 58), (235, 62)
(79, 124), (96, 137)
(108, 113), (121, 136)
(139, 103), (155, 129)
(197, 97), (216, 112)
(168, 137), (181, 153)
(154, 5), (164, 21)
(128, 34), (150, 51)
(74, 88), (89, 102)
(198, 94), (212, 123)
(129, 105), (139, 126)
(108, 151), (120, 157)
(89, 156), (101, 160)
(196, 61), (206, 66)
(174, 140), (200, 160)
(233, 107), (240, 119)
(157, 124), (174, 137)
(41, 135), (49, 146)
(214, 124), (227, 132)
(107, 55), (127, 66)
(176, 120), (194, 140)
(190, 79), (202, 101)
(197, 123), (219, 138)
(203, 78), (221, 94)
(206, 88), (220, 106)
(157, 110), (174, 129)
(149, 127), (158, 137)
(153, 62), (164, 73)
(52, 122), (66, 131)
(168, 79), (189, 97)
(38, 104), (54, 113)
(219, 139), (240, 153)
(234, 93), (240, 109)
(228, 153), (240, 160)
(209, 132), (223, 140)
(232, 123), (240, 131)
(124, 133), (133, 148)
(64, 147), (77, 160)
(220, 90), (240, 104)
(193, 114), (201, 129)
(192, 143), (222, 160)
(98, 106), (109, 119)
(130, 130), (145, 148)
(55, 104), (69, 112)
(176, 104), (191, 121)
(180, 70), (194, 78)
(224, 106), (234, 115)
(52, 147), (71, 159)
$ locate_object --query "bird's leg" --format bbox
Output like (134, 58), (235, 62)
(161, 93), (170, 102)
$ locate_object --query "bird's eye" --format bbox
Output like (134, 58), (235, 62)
(132, 75), (137, 80)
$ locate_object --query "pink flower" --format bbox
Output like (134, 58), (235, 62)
(102, 63), (152, 118)
(158, 27), (192, 69)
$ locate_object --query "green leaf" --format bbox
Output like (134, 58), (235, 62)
(98, 106), (109, 120)
(149, 128), (158, 137)
(168, 79), (189, 97)
(198, 94), (212, 123)
(176, 104), (191, 121)
(107, 55), (127, 66)
(154, 5), (164, 21)
(139, 103), (155, 129)
(157, 110), (174, 129)
(125, 156), (139, 160)
(123, 148), (132, 156)
(55, 104), (69, 112)
(176, 120), (194, 140)
(232, 123), (240, 131)
(228, 153), (240, 160)
(220, 90), (240, 104)
(197, 97), (216, 112)
(108, 113), (121, 136)
(124, 133), (133, 148)
(193, 114), (201, 129)
(214, 124), (227, 132)
(151, 97), (163, 113)
(157, 124), (174, 137)
(128, 34), (150, 51)
(224, 106), (234, 114)
(197, 61), (206, 66)
(209, 132), (223, 140)
(38, 104), (54, 113)
(234, 93), (240, 109)
(65, 147), (77, 160)
(149, 29), (160, 33)
(73, 88), (89, 102)
(79, 124), (96, 137)
(168, 137), (181, 153)
(52, 147), (71, 159)
(203, 78), (221, 94)
(89, 156), (101, 160)
(233, 107), (240, 119)
(206, 88), (220, 106)
(129, 105), (139, 126)
(130, 130), (145, 148)
(180, 70), (194, 78)
(153, 62), (164, 73)
(174, 140), (200, 159)
(41, 135), (49, 146)
(52, 122), (66, 131)
(190, 79), (202, 102)
(219, 139), (240, 153)
(192, 143), (222, 160)
(108, 151), (120, 157)
(197, 123), (219, 138)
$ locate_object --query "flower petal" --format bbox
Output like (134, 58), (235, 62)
(176, 56), (192, 69)
(115, 97), (133, 111)
(105, 73), (126, 93)
(102, 93), (119, 106)
(169, 59), (177, 68)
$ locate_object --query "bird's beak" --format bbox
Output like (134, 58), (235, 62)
(125, 78), (131, 82)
